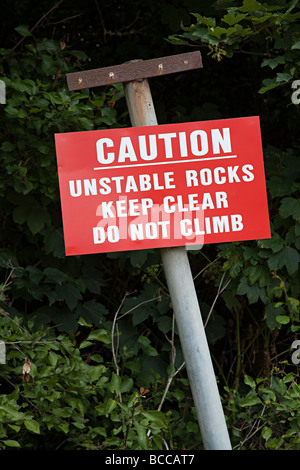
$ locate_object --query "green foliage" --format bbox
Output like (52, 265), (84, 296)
(0, 36), (125, 336)
(1, 309), (299, 450)
(168, 0), (300, 93)
(217, 145), (300, 333)
(167, 0), (300, 390)
(0, 311), (172, 450)
(224, 368), (300, 450)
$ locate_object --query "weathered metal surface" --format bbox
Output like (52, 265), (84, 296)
(66, 51), (202, 91)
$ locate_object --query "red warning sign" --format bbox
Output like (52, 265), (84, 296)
(54, 116), (271, 256)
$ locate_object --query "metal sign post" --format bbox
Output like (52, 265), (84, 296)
(66, 52), (232, 450)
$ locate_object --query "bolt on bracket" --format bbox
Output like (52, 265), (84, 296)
(67, 51), (202, 91)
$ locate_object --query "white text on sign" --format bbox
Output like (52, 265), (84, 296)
(95, 127), (232, 165)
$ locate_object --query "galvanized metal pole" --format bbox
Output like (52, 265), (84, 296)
(124, 78), (232, 450)
(160, 247), (232, 450)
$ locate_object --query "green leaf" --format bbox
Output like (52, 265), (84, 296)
(209, 26), (228, 39)
(5, 105), (19, 116)
(138, 336), (159, 356)
(59, 422), (70, 434)
(109, 372), (121, 395)
(0, 404), (25, 421)
(174, 389), (185, 401)
(262, 426), (272, 441)
(82, 266), (105, 294)
(222, 13), (247, 26)
(240, 395), (262, 407)
(268, 246), (300, 275)
(237, 277), (268, 304)
(133, 422), (149, 450)
(120, 377), (134, 393)
(276, 315), (290, 325)
(43, 267), (65, 284)
(0, 249), (18, 268)
(8, 424), (21, 433)
(76, 300), (107, 324)
(24, 419), (40, 434)
(100, 107), (117, 125)
(261, 56), (285, 70)
(285, 248), (300, 275)
(258, 79), (280, 94)
(276, 72), (293, 82)
(258, 233), (285, 253)
(279, 197), (300, 221)
(26, 266), (44, 284)
(244, 375), (256, 388)
(240, 0), (265, 12)
(93, 427), (107, 438)
(2, 440), (21, 447)
(55, 283), (82, 311)
(132, 307), (151, 326)
(265, 303), (285, 330)
(282, 373), (295, 383)
(87, 328), (111, 344)
(88, 364), (106, 382)
(1, 141), (16, 151)
(287, 297), (300, 313)
(187, 421), (199, 433)
(28, 210), (48, 234)
(192, 14), (216, 28)
(129, 249), (148, 268)
(48, 351), (58, 367)
(143, 410), (168, 429)
(13, 199), (50, 235)
(15, 25), (32, 37)
(104, 398), (117, 415)
(267, 175), (294, 197)
(78, 340), (93, 349)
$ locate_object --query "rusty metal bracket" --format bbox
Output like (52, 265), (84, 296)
(66, 51), (202, 91)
